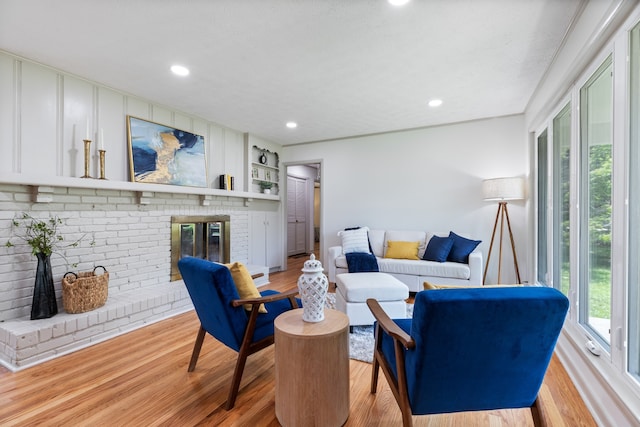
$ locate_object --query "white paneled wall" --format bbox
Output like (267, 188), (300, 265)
(0, 50), (250, 187)
(0, 54), (15, 173)
(21, 62), (59, 176)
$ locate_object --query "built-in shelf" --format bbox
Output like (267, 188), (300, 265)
(251, 162), (279, 171)
(251, 146), (280, 195)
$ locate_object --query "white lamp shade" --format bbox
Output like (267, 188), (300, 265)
(482, 177), (525, 201)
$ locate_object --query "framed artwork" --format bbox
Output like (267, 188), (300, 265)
(127, 116), (207, 187)
(251, 167), (259, 178)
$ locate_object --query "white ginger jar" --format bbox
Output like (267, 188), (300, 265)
(297, 253), (329, 322)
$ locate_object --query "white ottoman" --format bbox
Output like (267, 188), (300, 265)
(335, 272), (409, 327)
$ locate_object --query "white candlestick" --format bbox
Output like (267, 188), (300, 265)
(86, 118), (90, 140)
(100, 128), (105, 150)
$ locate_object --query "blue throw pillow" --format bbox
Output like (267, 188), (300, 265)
(447, 231), (481, 263)
(423, 236), (454, 263)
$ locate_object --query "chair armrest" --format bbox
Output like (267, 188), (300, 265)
(366, 299), (415, 350)
(231, 288), (299, 307)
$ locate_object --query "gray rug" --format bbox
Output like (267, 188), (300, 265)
(324, 293), (413, 363)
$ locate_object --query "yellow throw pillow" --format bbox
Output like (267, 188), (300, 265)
(385, 241), (420, 260)
(423, 281), (523, 290)
(226, 262), (267, 313)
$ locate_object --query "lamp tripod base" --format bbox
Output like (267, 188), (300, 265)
(483, 201), (521, 285)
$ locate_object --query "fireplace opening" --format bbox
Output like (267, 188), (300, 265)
(171, 215), (231, 281)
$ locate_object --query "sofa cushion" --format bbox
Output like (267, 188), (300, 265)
(335, 254), (348, 269)
(368, 229), (386, 257)
(385, 240), (420, 260)
(338, 226), (371, 254)
(336, 272), (409, 303)
(447, 231), (481, 263)
(423, 235), (454, 262)
(377, 258), (471, 280)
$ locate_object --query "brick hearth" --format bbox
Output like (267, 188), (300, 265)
(0, 282), (192, 370)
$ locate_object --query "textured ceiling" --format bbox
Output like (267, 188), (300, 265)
(0, 0), (583, 145)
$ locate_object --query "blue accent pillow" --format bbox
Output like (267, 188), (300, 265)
(422, 236), (454, 263)
(447, 231), (481, 263)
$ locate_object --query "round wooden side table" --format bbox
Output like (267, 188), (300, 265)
(274, 308), (350, 427)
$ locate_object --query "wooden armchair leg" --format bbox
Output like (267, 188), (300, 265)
(371, 323), (381, 393)
(400, 408), (413, 427)
(188, 326), (206, 372)
(371, 354), (380, 393)
(225, 345), (251, 410)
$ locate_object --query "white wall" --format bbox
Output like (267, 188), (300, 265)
(282, 115), (528, 285)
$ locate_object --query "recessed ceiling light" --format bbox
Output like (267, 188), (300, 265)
(170, 65), (190, 76)
(388, 0), (410, 6)
(286, 122), (298, 129)
(428, 99), (443, 107)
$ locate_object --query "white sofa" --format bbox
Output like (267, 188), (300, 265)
(327, 229), (483, 293)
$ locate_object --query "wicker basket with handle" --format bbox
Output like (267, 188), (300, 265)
(62, 266), (109, 313)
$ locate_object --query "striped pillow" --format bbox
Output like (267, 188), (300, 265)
(339, 227), (371, 254)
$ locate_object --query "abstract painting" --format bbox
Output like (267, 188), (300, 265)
(127, 116), (207, 187)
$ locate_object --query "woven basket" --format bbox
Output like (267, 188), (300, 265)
(62, 266), (109, 314)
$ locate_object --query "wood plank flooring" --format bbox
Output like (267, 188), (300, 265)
(0, 255), (596, 426)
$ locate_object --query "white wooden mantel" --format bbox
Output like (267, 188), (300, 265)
(0, 173), (280, 206)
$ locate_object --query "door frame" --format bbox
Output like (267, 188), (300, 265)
(282, 160), (323, 270)
(286, 174), (309, 257)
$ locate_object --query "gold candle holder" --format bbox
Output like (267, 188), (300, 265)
(99, 150), (107, 180)
(81, 139), (92, 178)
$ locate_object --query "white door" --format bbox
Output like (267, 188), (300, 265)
(287, 176), (307, 256)
(249, 211), (282, 269)
(265, 211), (281, 268)
(249, 212), (267, 266)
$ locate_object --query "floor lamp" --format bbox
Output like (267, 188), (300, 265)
(482, 177), (524, 285)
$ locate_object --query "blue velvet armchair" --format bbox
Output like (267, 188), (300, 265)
(367, 286), (569, 426)
(178, 257), (299, 410)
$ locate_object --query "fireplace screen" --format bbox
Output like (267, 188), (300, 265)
(171, 215), (230, 281)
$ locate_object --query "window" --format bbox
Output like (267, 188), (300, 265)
(579, 56), (612, 347)
(628, 22), (640, 381)
(534, 12), (640, 412)
(552, 104), (571, 295)
(537, 130), (549, 286)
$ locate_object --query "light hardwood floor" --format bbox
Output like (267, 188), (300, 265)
(0, 255), (596, 426)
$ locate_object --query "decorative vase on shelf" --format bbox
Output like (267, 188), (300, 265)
(297, 253), (328, 322)
(263, 188), (271, 194)
(31, 252), (58, 320)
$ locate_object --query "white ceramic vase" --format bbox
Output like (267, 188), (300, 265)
(297, 253), (328, 322)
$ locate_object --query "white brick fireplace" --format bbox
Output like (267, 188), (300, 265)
(0, 183), (251, 370)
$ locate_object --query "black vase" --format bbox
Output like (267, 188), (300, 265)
(31, 252), (58, 320)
